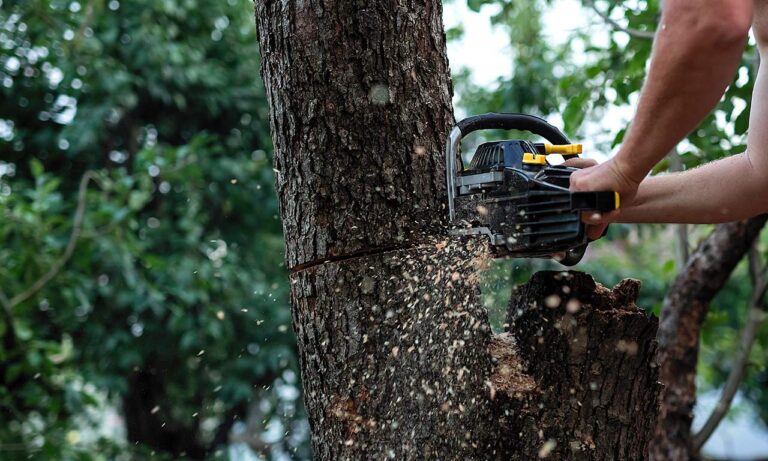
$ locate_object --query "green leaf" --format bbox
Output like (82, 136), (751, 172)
(445, 24), (465, 42)
(29, 158), (44, 179)
(612, 128), (626, 148)
(562, 91), (588, 134)
(467, 0), (488, 12)
(15, 322), (33, 341)
(662, 259), (676, 276)
(735, 106), (750, 135)
(128, 190), (150, 211)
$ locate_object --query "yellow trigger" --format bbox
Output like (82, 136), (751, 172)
(523, 153), (547, 165)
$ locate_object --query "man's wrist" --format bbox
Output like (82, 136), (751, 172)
(612, 151), (646, 186)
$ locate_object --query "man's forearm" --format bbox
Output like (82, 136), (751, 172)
(618, 153), (768, 224)
(613, 0), (751, 183)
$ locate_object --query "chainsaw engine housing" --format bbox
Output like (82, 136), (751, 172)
(446, 113), (618, 266)
(455, 140), (586, 257)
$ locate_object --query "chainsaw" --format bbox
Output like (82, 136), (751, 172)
(445, 113), (620, 266)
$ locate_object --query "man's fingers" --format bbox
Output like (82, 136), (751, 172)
(587, 224), (609, 241)
(563, 158), (598, 169)
(581, 209), (619, 224)
(565, 158), (620, 240)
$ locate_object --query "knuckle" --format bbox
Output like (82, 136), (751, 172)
(570, 174), (584, 190)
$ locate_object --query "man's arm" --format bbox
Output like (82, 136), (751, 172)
(612, 27), (768, 225)
(570, 0), (752, 208)
(616, 153), (768, 223)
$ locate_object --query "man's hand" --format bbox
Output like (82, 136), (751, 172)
(565, 157), (640, 240)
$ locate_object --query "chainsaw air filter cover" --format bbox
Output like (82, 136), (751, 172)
(445, 113), (619, 266)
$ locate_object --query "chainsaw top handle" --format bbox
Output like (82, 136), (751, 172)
(446, 112), (575, 220)
(455, 112), (571, 145)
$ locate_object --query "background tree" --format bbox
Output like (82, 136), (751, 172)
(0, 0), (307, 458)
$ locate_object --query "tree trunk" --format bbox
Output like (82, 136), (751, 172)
(255, 0), (452, 271)
(255, 1), (659, 458)
(498, 271), (659, 459)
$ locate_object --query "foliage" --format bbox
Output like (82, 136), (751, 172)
(0, 0), (308, 459)
(2, 0), (767, 458)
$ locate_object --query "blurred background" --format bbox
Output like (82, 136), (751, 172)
(1, 0), (766, 459)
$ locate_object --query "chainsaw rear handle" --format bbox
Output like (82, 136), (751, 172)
(571, 191), (620, 213)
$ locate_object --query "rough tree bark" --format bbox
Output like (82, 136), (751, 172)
(498, 271), (660, 459)
(255, 1), (659, 458)
(651, 216), (768, 460)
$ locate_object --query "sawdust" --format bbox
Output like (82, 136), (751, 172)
(488, 332), (537, 399)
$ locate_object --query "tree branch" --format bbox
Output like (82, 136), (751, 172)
(0, 291), (10, 313)
(71, 0), (96, 52)
(7, 171), (94, 309)
(749, 243), (764, 288)
(583, 0), (656, 40)
(3, 157), (193, 311)
(0, 290), (16, 344)
(692, 246), (768, 450)
(651, 215), (768, 459)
